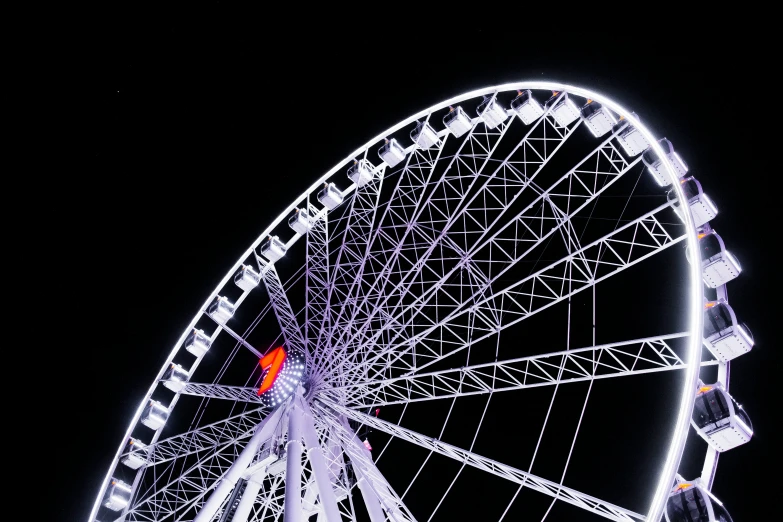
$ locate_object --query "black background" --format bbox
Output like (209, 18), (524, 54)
(50, 24), (776, 521)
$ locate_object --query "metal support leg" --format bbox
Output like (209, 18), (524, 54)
(231, 468), (265, 522)
(299, 397), (342, 522)
(357, 476), (387, 522)
(284, 403), (304, 522)
(194, 407), (283, 522)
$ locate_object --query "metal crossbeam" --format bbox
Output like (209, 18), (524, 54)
(351, 204), (684, 380)
(305, 203), (329, 358)
(317, 400), (644, 522)
(178, 383), (263, 404)
(331, 334), (717, 407)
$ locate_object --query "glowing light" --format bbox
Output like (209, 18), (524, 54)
(258, 347), (287, 395)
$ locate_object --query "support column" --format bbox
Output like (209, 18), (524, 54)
(284, 402), (304, 522)
(231, 468), (265, 522)
(299, 397), (342, 522)
(356, 476), (387, 522)
(194, 407), (283, 522)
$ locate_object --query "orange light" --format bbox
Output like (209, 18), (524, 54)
(704, 301), (717, 308)
(258, 347), (287, 395)
(587, 98), (593, 104)
(698, 233), (707, 239)
(552, 91), (559, 95)
(698, 386), (713, 394)
(675, 483), (692, 490)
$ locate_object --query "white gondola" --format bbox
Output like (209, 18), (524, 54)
(443, 106), (473, 138)
(348, 159), (375, 186)
(288, 208), (312, 235)
(544, 92), (580, 127)
(140, 400), (169, 430)
(668, 176), (719, 227)
(613, 113), (650, 156)
(378, 139), (406, 168)
(703, 299), (754, 362)
(642, 138), (689, 186)
(411, 121), (439, 149)
(259, 235), (286, 262)
(692, 381), (753, 452)
(317, 182), (344, 210)
(234, 264), (261, 291)
(162, 363), (190, 392)
(121, 438), (149, 470)
(476, 97), (509, 129)
(697, 231), (742, 288)
(208, 295), (236, 323)
(184, 328), (211, 357)
(580, 100), (616, 137)
(103, 478), (133, 511)
(510, 89), (544, 125)
(245, 437), (282, 476)
(665, 477), (734, 522)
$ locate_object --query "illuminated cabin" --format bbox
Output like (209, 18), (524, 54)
(317, 182), (344, 210)
(234, 264), (261, 291)
(103, 478), (133, 511)
(692, 381), (753, 452)
(378, 139), (406, 168)
(140, 400), (169, 430)
(443, 106), (472, 138)
(580, 100), (617, 137)
(208, 295), (236, 323)
(668, 176), (719, 227)
(703, 299), (754, 362)
(121, 438), (149, 470)
(259, 235), (287, 262)
(642, 138), (689, 186)
(162, 363), (190, 392)
(510, 89), (544, 125)
(613, 113), (650, 156)
(288, 208), (312, 235)
(666, 478), (733, 522)
(348, 159), (375, 186)
(476, 96), (509, 129)
(410, 121), (439, 149)
(696, 231), (742, 288)
(184, 328), (212, 357)
(544, 92), (580, 127)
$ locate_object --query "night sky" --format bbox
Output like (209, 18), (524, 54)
(57, 28), (776, 522)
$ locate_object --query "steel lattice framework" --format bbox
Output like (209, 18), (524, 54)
(89, 82), (753, 522)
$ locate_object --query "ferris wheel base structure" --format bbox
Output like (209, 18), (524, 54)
(90, 82), (754, 522)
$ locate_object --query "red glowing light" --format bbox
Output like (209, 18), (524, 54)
(257, 347), (287, 395)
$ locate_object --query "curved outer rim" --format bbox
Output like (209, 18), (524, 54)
(89, 81), (703, 522)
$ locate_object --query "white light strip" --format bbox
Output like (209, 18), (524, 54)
(89, 81), (704, 522)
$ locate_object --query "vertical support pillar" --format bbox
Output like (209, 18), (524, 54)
(284, 402), (304, 522)
(356, 476), (387, 522)
(194, 407), (283, 522)
(231, 468), (265, 522)
(299, 397), (342, 522)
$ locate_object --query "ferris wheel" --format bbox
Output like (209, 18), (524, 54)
(90, 82), (754, 522)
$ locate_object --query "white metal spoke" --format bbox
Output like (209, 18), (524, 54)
(348, 203), (683, 381)
(317, 400), (643, 522)
(260, 261), (308, 361)
(141, 409), (266, 467)
(178, 383), (264, 404)
(305, 203), (330, 359)
(330, 334), (716, 407)
(332, 131), (634, 379)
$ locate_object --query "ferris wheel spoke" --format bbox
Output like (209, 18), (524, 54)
(329, 333), (718, 408)
(331, 134), (638, 379)
(347, 204), (683, 382)
(325, 106), (524, 361)
(314, 166), (386, 366)
(140, 408), (266, 467)
(317, 399), (643, 522)
(305, 203), (330, 361)
(257, 261), (308, 362)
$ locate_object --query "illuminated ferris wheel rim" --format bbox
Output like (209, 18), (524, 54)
(90, 81), (707, 522)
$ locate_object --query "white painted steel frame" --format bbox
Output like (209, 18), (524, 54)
(90, 82), (705, 522)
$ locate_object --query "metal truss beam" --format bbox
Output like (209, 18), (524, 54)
(260, 261), (308, 361)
